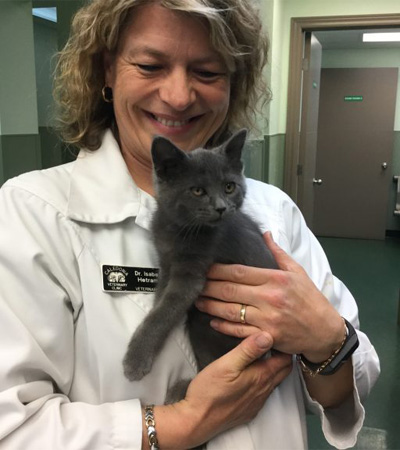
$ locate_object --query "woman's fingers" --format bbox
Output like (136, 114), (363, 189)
(196, 298), (260, 324)
(196, 298), (267, 336)
(205, 232), (305, 287)
(201, 277), (268, 308)
(207, 262), (274, 285)
(210, 318), (260, 338)
(198, 232), (344, 362)
(181, 333), (292, 446)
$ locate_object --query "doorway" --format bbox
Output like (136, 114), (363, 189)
(314, 67), (398, 239)
(284, 14), (400, 239)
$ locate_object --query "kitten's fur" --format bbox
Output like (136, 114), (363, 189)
(123, 130), (278, 402)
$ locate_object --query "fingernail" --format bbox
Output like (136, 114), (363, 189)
(195, 300), (204, 310)
(210, 319), (219, 329)
(255, 333), (272, 350)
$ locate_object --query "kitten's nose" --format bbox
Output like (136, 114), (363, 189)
(216, 207), (226, 216)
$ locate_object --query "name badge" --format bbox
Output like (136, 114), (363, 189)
(102, 265), (159, 293)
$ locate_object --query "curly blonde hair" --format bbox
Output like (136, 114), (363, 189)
(53, 0), (270, 150)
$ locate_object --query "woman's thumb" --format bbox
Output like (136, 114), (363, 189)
(230, 332), (273, 372)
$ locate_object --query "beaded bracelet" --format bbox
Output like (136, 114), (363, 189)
(144, 405), (160, 450)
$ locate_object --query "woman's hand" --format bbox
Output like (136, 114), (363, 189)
(196, 232), (345, 364)
(152, 332), (292, 449)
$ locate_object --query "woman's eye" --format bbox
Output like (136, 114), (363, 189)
(191, 187), (206, 197)
(195, 70), (224, 80)
(135, 64), (162, 73)
(225, 182), (236, 194)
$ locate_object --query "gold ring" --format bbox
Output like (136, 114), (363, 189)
(240, 304), (247, 324)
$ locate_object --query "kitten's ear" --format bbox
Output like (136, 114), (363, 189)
(224, 129), (247, 162)
(151, 136), (188, 178)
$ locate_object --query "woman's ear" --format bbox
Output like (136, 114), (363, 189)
(103, 50), (115, 86)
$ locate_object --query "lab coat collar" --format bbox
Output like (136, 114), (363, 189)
(67, 129), (156, 228)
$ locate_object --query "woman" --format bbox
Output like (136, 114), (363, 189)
(0, 0), (379, 448)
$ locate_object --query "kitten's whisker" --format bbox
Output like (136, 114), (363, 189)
(178, 217), (199, 243)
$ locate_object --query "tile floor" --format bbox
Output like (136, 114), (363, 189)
(307, 237), (400, 450)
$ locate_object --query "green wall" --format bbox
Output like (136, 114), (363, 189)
(0, 1), (41, 185)
(0, 1), (38, 136)
(0, 135), (41, 185)
(0, 1), (83, 186)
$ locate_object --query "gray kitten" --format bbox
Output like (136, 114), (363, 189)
(123, 130), (278, 402)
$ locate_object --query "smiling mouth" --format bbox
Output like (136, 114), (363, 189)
(149, 113), (199, 128)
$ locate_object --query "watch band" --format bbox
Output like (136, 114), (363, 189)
(298, 318), (359, 376)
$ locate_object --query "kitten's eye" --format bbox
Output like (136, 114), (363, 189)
(191, 187), (206, 197)
(225, 182), (236, 194)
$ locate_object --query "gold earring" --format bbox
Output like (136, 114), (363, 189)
(102, 86), (113, 103)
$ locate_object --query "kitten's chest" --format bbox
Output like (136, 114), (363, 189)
(159, 228), (219, 260)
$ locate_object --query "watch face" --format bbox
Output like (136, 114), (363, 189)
(326, 331), (359, 374)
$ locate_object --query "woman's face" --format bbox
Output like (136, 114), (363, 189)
(105, 3), (231, 166)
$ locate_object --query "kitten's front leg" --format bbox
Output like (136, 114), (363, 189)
(123, 301), (173, 381)
(123, 267), (208, 381)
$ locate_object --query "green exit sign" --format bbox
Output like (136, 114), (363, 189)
(344, 96), (363, 102)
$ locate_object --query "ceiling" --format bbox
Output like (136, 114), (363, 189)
(314, 29), (400, 50)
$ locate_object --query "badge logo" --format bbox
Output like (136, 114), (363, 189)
(107, 271), (126, 283)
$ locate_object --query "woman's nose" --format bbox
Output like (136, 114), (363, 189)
(159, 69), (196, 111)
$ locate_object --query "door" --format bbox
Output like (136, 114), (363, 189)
(297, 32), (322, 227)
(314, 68), (398, 239)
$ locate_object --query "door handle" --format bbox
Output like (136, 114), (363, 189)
(313, 178), (323, 185)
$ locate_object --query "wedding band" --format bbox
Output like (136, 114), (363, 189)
(240, 304), (247, 324)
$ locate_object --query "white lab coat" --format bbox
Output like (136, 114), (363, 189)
(0, 130), (380, 449)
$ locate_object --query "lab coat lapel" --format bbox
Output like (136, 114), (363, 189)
(66, 129), (156, 227)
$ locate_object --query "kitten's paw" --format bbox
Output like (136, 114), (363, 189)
(123, 354), (153, 381)
(123, 336), (154, 381)
(123, 324), (158, 381)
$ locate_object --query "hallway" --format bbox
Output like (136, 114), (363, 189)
(308, 237), (400, 449)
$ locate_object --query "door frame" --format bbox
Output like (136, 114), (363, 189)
(284, 13), (400, 201)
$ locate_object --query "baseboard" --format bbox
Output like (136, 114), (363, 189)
(385, 229), (400, 238)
